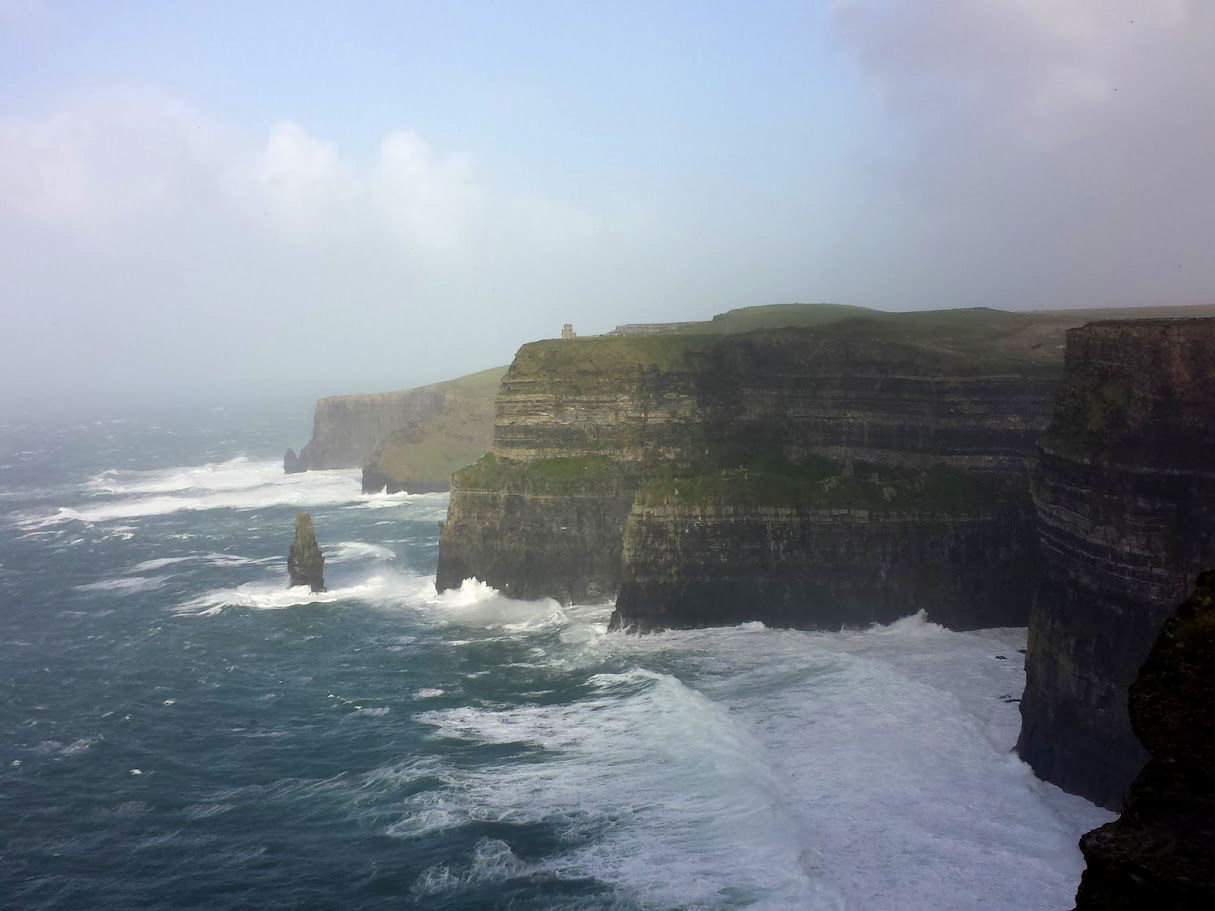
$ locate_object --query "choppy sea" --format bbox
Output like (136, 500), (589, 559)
(0, 408), (1114, 910)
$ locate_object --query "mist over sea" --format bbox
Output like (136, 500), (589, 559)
(1, 411), (1113, 909)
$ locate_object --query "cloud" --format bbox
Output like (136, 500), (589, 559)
(0, 93), (484, 254)
(829, 0), (1215, 308)
(0, 88), (649, 412)
(0, 89), (230, 233)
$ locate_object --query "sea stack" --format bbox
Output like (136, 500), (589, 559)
(287, 512), (325, 592)
(284, 448), (302, 473)
(1073, 571), (1215, 909)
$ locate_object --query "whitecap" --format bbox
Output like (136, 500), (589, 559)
(175, 568), (431, 616)
(328, 541), (396, 563)
(26, 461), (362, 527)
(75, 576), (169, 594)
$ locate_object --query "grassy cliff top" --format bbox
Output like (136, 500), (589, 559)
(318, 365), (507, 405)
(516, 304), (1215, 380)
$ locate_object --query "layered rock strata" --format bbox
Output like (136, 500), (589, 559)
(1017, 319), (1215, 809)
(1073, 571), (1215, 909)
(615, 466), (1036, 631)
(438, 310), (1064, 625)
(288, 512), (325, 592)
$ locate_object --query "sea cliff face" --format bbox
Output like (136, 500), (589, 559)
(437, 310), (1064, 627)
(1017, 319), (1215, 810)
(294, 387), (446, 471)
(288, 367), (506, 493)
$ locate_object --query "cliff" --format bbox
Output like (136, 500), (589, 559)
(292, 387), (446, 471)
(1017, 319), (1215, 809)
(287, 367), (506, 491)
(360, 367), (506, 493)
(1073, 571), (1215, 909)
(438, 307), (1069, 621)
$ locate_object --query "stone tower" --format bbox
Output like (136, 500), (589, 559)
(561, 323), (576, 340)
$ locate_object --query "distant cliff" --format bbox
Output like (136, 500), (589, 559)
(287, 367), (506, 491)
(1017, 319), (1215, 809)
(438, 307), (1072, 623)
(290, 387), (446, 471)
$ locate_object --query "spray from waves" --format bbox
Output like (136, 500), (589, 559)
(21, 462), (364, 527)
(427, 578), (578, 631)
(328, 541), (397, 563)
(174, 567), (435, 617)
(395, 666), (838, 909)
(85, 457), (274, 495)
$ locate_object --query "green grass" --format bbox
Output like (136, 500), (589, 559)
(369, 366), (507, 484)
(454, 453), (627, 492)
(637, 456), (1021, 513)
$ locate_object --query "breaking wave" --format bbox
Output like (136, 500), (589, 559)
(23, 460), (363, 526)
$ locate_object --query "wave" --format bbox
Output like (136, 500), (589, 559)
(75, 575), (170, 594)
(328, 541), (396, 563)
(176, 567), (433, 617)
(404, 665), (830, 908)
(428, 577), (586, 631)
(23, 461), (363, 527)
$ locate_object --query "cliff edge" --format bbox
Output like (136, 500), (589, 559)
(1017, 318), (1215, 809)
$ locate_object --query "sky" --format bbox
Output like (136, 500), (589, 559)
(1, 0), (1212, 416)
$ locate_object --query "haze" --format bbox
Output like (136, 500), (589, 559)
(2, 0), (1212, 416)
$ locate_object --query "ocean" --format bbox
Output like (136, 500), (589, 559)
(0, 409), (1113, 910)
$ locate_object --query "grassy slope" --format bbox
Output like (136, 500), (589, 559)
(370, 366), (507, 483)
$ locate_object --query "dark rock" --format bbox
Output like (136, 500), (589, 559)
(1017, 319), (1215, 809)
(287, 512), (325, 593)
(284, 448), (302, 474)
(1073, 571), (1215, 909)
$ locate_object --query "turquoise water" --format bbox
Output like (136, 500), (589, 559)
(0, 411), (1112, 909)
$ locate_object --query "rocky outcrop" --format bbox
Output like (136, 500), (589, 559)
(1017, 319), (1215, 809)
(284, 448), (302, 474)
(1073, 571), (1215, 909)
(288, 512), (325, 592)
(438, 308), (1068, 624)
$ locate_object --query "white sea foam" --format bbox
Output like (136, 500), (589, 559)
(176, 567), (432, 616)
(129, 556), (193, 572)
(428, 577), (574, 630)
(26, 460), (363, 526)
(75, 576), (169, 594)
(329, 541), (396, 563)
(346, 490), (449, 513)
(373, 597), (1114, 910)
(405, 665), (831, 908)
